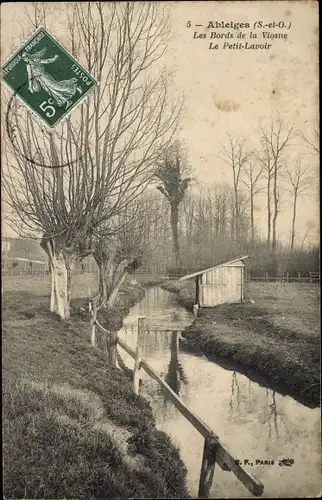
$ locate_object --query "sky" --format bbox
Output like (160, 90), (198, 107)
(1, 1), (319, 246)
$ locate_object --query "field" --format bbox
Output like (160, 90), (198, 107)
(2, 274), (188, 499)
(163, 280), (321, 408)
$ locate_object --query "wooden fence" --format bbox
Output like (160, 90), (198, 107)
(3, 267), (319, 284)
(2, 269), (95, 277)
(92, 315), (264, 498)
(247, 276), (313, 283)
(2, 269), (50, 276)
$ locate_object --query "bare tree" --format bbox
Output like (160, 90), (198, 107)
(182, 188), (196, 241)
(89, 202), (145, 346)
(210, 183), (234, 240)
(259, 118), (294, 254)
(154, 141), (192, 269)
(133, 189), (170, 270)
(218, 136), (252, 247)
(284, 157), (312, 252)
(92, 205), (144, 309)
(3, 3), (181, 319)
(302, 126), (320, 154)
(256, 140), (274, 248)
(241, 155), (265, 249)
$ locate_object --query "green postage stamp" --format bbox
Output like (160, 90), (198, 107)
(2, 27), (97, 127)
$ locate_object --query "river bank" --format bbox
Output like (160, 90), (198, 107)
(3, 274), (189, 499)
(162, 280), (320, 408)
(117, 285), (321, 498)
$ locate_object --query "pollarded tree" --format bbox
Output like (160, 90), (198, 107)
(91, 199), (146, 312)
(2, 2), (182, 319)
(89, 214), (143, 347)
(154, 142), (192, 269)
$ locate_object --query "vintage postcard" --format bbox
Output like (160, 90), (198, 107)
(1, 1), (320, 499)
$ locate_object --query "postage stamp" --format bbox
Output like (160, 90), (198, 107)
(1, 27), (97, 127)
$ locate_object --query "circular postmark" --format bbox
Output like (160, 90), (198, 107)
(5, 76), (83, 169)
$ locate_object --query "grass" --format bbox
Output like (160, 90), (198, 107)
(161, 280), (195, 310)
(133, 273), (168, 287)
(164, 280), (321, 408)
(2, 274), (188, 499)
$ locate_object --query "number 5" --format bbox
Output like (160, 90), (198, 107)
(39, 100), (56, 118)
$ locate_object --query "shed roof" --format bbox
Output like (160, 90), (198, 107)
(178, 256), (249, 282)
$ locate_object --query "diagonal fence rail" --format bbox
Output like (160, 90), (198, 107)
(93, 315), (264, 498)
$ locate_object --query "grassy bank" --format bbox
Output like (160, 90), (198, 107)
(164, 280), (320, 408)
(161, 280), (195, 311)
(134, 273), (168, 287)
(3, 274), (188, 499)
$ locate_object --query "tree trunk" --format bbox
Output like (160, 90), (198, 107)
(290, 191), (298, 252)
(267, 176), (271, 247)
(107, 271), (129, 308)
(234, 187), (240, 244)
(65, 257), (74, 307)
(98, 261), (109, 304)
(272, 167), (278, 251)
(250, 187), (255, 249)
(170, 203), (180, 268)
(41, 237), (73, 320)
(50, 260), (55, 312)
(51, 250), (70, 319)
(94, 256), (132, 310)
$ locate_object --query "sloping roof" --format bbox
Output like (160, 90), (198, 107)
(178, 256), (249, 282)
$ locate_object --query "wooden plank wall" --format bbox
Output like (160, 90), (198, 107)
(200, 263), (244, 307)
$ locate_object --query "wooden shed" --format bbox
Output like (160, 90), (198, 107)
(179, 256), (249, 308)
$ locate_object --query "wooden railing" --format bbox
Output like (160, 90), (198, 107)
(246, 275), (317, 283)
(309, 271), (320, 283)
(2, 269), (50, 276)
(2, 269), (95, 277)
(92, 315), (264, 498)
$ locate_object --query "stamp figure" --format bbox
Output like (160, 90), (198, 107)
(22, 48), (83, 109)
(2, 27), (96, 127)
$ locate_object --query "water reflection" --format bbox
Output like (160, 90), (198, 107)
(267, 390), (279, 440)
(229, 371), (241, 414)
(228, 372), (283, 445)
(164, 331), (187, 397)
(117, 286), (321, 498)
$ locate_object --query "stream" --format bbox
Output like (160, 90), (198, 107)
(117, 286), (320, 498)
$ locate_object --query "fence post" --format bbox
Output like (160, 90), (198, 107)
(109, 330), (117, 367)
(90, 301), (97, 347)
(198, 435), (218, 498)
(133, 317), (145, 394)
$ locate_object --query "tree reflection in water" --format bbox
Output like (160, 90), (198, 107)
(159, 331), (188, 411)
(266, 389), (279, 441)
(165, 331), (187, 393)
(229, 371), (240, 417)
(228, 373), (286, 446)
